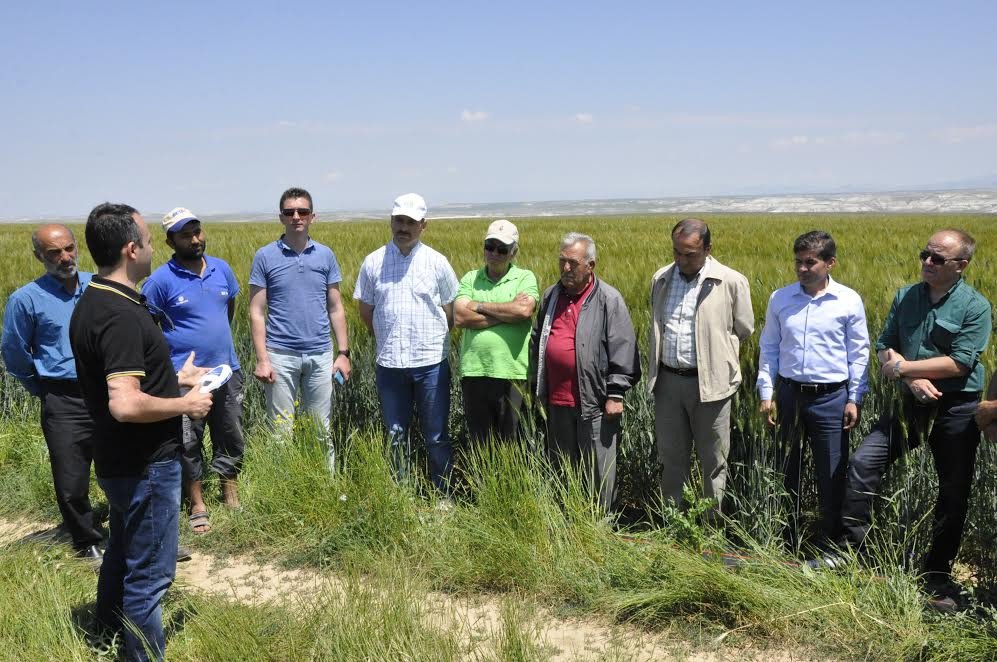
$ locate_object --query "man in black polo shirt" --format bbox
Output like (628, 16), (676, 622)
(70, 203), (213, 662)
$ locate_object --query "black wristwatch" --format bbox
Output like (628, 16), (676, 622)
(338, 349), (351, 358)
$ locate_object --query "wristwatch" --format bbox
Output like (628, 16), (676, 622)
(892, 359), (903, 379)
(338, 349), (351, 358)
(476, 302), (484, 314)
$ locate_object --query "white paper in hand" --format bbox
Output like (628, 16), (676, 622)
(198, 364), (233, 393)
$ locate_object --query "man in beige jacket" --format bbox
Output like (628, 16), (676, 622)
(649, 219), (754, 510)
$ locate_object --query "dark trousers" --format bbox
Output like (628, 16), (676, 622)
(546, 405), (620, 512)
(461, 377), (525, 444)
(180, 370), (245, 482)
(841, 391), (980, 576)
(39, 381), (104, 549)
(775, 380), (849, 543)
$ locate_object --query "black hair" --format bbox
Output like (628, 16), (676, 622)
(85, 202), (140, 267)
(671, 218), (711, 249)
(279, 187), (313, 211)
(793, 230), (836, 261)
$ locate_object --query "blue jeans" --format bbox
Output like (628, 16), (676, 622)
(265, 347), (335, 468)
(375, 360), (453, 491)
(96, 459), (181, 662)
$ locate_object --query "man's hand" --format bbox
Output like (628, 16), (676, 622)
(604, 398), (624, 419)
(975, 399), (997, 428)
(333, 354), (352, 382)
(880, 349), (906, 380)
(842, 402), (861, 430)
(254, 356), (275, 384)
(907, 377), (941, 403)
(759, 400), (777, 426)
(177, 351), (210, 388)
(181, 385), (213, 420)
(983, 421), (997, 443)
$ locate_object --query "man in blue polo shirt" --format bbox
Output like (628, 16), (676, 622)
(249, 187), (351, 467)
(143, 208), (244, 536)
(2, 224), (105, 561)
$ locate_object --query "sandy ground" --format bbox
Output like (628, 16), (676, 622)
(0, 516), (810, 661)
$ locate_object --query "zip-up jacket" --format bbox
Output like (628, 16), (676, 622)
(530, 277), (640, 419)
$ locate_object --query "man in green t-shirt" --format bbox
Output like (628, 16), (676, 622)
(454, 220), (539, 443)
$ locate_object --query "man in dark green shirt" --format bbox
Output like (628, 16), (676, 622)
(840, 229), (991, 598)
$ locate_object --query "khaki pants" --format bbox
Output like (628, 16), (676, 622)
(654, 371), (731, 507)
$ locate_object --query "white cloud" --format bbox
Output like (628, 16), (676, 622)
(325, 171), (343, 182)
(934, 123), (997, 144)
(574, 113), (594, 124)
(460, 110), (489, 122)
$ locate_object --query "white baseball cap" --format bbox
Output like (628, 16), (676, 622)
(162, 207), (199, 234)
(485, 219), (518, 245)
(391, 193), (428, 222)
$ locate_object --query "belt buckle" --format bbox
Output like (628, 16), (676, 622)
(801, 382), (819, 393)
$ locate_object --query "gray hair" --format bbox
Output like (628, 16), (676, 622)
(560, 232), (596, 261)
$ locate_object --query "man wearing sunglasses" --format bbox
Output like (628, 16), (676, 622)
(70, 203), (213, 661)
(454, 220), (539, 444)
(249, 188), (351, 469)
(530, 232), (640, 513)
(143, 208), (244, 536)
(840, 229), (990, 600)
(354, 193), (459, 492)
(650, 219), (754, 516)
(2, 224), (106, 562)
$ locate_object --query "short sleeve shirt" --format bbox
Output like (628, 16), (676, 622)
(142, 256), (240, 372)
(353, 242), (459, 369)
(249, 236), (342, 353)
(876, 279), (991, 393)
(69, 277), (181, 478)
(455, 264), (539, 380)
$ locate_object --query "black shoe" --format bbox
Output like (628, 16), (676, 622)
(75, 544), (104, 569)
(177, 545), (193, 562)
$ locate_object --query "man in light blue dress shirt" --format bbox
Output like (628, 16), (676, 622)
(757, 230), (870, 547)
(1, 224), (105, 560)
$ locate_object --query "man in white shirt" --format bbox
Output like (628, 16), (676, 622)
(354, 193), (459, 491)
(648, 219), (754, 511)
(757, 230), (870, 547)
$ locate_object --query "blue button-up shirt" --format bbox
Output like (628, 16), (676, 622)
(757, 276), (871, 403)
(1, 272), (93, 395)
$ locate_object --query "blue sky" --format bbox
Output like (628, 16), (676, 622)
(1, 1), (995, 218)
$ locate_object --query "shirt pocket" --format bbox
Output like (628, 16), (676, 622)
(929, 317), (960, 353)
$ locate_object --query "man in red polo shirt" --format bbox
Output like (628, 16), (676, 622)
(530, 232), (640, 512)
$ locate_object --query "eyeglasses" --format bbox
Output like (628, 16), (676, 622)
(484, 241), (510, 255)
(143, 301), (175, 331)
(919, 249), (964, 266)
(281, 208), (312, 218)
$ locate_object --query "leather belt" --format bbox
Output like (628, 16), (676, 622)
(662, 364), (698, 378)
(782, 378), (846, 395)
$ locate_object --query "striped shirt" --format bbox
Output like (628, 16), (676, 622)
(354, 242), (459, 368)
(658, 261), (709, 369)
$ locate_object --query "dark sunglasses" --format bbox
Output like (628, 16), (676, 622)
(143, 301), (175, 331)
(484, 241), (510, 255)
(281, 207), (312, 217)
(919, 249), (963, 266)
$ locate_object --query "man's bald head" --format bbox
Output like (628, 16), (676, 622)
(32, 224), (79, 281)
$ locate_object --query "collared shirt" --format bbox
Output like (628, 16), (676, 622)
(249, 235), (342, 353)
(69, 276), (181, 477)
(1, 271), (93, 395)
(544, 276), (595, 407)
(456, 264), (539, 380)
(142, 255), (240, 372)
(658, 259), (709, 369)
(757, 276), (871, 402)
(354, 241), (459, 369)
(877, 278), (991, 393)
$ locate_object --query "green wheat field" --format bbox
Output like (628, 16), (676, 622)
(1, 213), (996, 660)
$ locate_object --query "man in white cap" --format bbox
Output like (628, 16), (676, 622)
(143, 208), (245, 535)
(249, 187), (352, 470)
(454, 220), (538, 443)
(354, 193), (459, 491)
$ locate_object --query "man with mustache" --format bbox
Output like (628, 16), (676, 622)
(249, 187), (352, 469)
(530, 232), (640, 513)
(2, 224), (106, 562)
(354, 193), (459, 492)
(143, 208), (244, 535)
